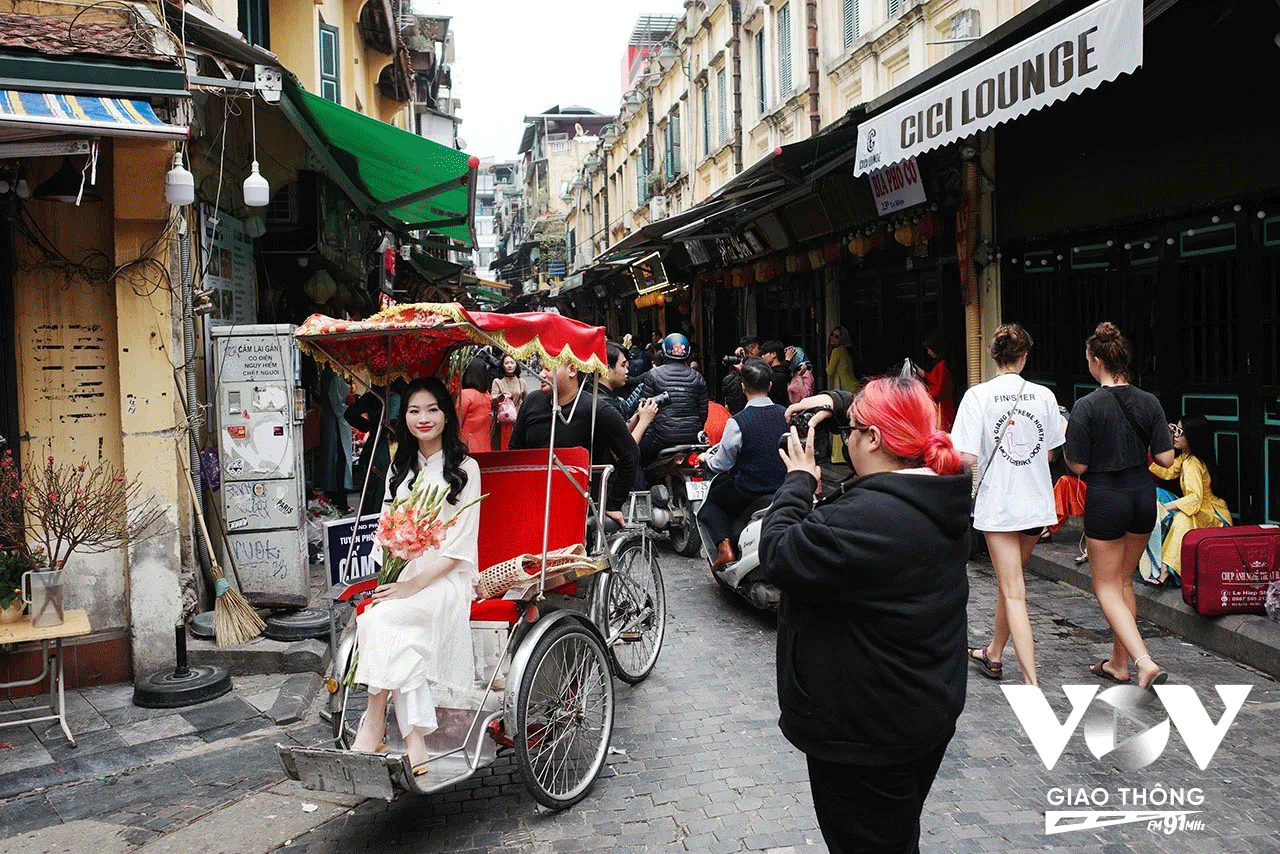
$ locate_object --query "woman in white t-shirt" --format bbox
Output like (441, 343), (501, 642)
(951, 324), (1065, 686)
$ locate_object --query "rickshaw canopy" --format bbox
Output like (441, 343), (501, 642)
(294, 302), (609, 385)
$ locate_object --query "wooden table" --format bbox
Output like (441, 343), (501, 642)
(0, 610), (92, 745)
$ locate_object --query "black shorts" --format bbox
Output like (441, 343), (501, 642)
(1083, 467), (1156, 541)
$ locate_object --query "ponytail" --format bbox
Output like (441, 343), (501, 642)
(851, 377), (965, 475)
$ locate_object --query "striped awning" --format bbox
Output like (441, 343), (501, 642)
(0, 89), (186, 139)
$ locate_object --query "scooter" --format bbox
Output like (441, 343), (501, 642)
(628, 443), (710, 557)
(693, 472), (780, 610)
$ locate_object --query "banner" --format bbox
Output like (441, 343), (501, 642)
(324, 513), (381, 586)
(868, 157), (928, 216)
(854, 0), (1142, 175)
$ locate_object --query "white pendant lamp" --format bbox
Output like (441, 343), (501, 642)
(242, 97), (270, 208)
(165, 151), (195, 206)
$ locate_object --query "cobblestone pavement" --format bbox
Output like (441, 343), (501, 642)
(283, 544), (1280, 854)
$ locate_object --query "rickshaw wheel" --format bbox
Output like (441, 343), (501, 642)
(514, 622), (615, 810)
(606, 534), (666, 684)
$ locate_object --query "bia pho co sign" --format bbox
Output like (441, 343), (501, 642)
(853, 0), (1142, 176)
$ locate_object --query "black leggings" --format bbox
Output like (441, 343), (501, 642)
(1083, 467), (1156, 541)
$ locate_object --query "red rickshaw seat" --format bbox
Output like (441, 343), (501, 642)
(469, 447), (590, 608)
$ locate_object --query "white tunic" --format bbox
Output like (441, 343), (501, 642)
(354, 450), (480, 734)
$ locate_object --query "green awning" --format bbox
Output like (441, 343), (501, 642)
(0, 54), (187, 99)
(408, 249), (463, 282)
(281, 79), (477, 246)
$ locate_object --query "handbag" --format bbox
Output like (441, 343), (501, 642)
(972, 377), (1027, 499)
(496, 395), (519, 424)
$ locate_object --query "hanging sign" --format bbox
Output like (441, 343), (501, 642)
(853, 0), (1142, 175)
(868, 157), (928, 216)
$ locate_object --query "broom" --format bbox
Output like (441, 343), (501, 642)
(178, 447), (265, 646)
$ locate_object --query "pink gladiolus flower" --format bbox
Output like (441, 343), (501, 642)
(49, 493), (59, 501)
(48, 456), (54, 462)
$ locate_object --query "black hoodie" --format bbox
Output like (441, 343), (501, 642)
(760, 467), (971, 766)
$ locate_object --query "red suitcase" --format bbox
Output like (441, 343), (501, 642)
(1181, 525), (1280, 616)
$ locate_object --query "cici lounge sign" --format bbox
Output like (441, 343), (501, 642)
(854, 0), (1142, 176)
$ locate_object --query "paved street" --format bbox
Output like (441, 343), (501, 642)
(282, 542), (1280, 854)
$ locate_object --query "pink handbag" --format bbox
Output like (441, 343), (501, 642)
(496, 395), (519, 424)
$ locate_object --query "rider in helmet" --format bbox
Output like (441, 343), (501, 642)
(625, 332), (710, 470)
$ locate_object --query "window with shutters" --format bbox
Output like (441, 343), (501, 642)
(843, 0), (860, 49)
(665, 109), (681, 180)
(319, 24), (340, 104)
(887, 0), (901, 19)
(756, 30), (767, 112)
(636, 147), (650, 205)
(778, 3), (792, 96)
(238, 0), (270, 48)
(717, 68), (728, 142)
(701, 84), (711, 157)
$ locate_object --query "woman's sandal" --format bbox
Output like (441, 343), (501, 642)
(1089, 659), (1130, 684)
(411, 762), (430, 777)
(1135, 655), (1169, 690)
(968, 647), (1003, 680)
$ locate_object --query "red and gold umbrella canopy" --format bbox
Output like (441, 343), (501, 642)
(294, 303), (608, 385)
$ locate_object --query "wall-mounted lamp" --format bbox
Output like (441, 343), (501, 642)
(600, 123), (620, 143)
(655, 39), (691, 80)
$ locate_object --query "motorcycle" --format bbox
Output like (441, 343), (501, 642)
(693, 473), (780, 610)
(636, 443), (710, 557)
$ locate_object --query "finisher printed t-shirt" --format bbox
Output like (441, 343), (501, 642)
(952, 373), (1066, 532)
(1063, 385), (1173, 474)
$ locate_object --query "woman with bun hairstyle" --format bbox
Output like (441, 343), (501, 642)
(1065, 322), (1175, 688)
(952, 324), (1064, 686)
(764, 370), (971, 854)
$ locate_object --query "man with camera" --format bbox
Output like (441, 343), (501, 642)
(700, 358), (788, 570)
(625, 332), (709, 470)
(720, 336), (760, 415)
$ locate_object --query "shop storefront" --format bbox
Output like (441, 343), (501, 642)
(996, 0), (1280, 524)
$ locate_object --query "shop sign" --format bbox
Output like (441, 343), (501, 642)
(324, 513), (380, 586)
(854, 0), (1142, 176)
(868, 157), (927, 216)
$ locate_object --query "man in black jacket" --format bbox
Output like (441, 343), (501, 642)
(761, 379), (971, 854)
(759, 339), (793, 407)
(509, 362), (638, 527)
(625, 332), (709, 469)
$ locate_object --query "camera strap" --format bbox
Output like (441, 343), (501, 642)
(973, 376), (1027, 500)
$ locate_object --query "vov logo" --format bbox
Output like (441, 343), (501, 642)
(1001, 684), (1251, 771)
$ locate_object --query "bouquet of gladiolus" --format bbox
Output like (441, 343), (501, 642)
(344, 472), (484, 689)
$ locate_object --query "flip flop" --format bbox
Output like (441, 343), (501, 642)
(1140, 669), (1170, 691)
(1089, 659), (1130, 684)
(968, 647), (1003, 680)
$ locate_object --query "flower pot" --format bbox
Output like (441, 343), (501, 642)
(22, 568), (64, 627)
(0, 597), (24, 623)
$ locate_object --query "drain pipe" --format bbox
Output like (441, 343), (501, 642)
(806, 0), (820, 136)
(178, 213), (210, 575)
(961, 138), (983, 389)
(730, 0), (744, 174)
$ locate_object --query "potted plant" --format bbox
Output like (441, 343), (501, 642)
(0, 547), (28, 622)
(0, 449), (167, 627)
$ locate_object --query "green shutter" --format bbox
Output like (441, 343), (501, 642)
(701, 84), (711, 156)
(319, 24), (340, 104)
(844, 0), (860, 48)
(778, 4), (792, 95)
(670, 109), (681, 178)
(888, 0), (901, 19)
(717, 69), (728, 142)
(756, 30), (767, 112)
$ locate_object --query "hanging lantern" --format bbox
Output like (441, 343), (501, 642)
(848, 234), (871, 257)
(894, 221), (918, 247)
(868, 229), (888, 250)
(808, 249), (824, 270)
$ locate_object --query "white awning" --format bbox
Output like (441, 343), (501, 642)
(853, 0), (1142, 176)
(0, 90), (187, 140)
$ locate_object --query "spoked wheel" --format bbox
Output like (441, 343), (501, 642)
(605, 535), (666, 684)
(668, 494), (702, 556)
(514, 622), (615, 810)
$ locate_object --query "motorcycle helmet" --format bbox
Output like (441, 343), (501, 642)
(662, 332), (691, 361)
(790, 346), (810, 371)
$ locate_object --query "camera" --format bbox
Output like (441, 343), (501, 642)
(778, 409), (820, 451)
(721, 355), (742, 366)
(644, 391), (672, 408)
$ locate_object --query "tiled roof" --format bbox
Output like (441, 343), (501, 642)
(0, 13), (171, 63)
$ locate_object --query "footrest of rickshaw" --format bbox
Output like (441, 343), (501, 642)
(278, 744), (400, 801)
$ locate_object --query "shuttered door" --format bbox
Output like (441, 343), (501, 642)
(778, 3), (793, 96)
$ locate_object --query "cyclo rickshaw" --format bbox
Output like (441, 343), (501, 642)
(276, 303), (665, 809)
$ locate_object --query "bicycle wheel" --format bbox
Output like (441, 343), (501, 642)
(605, 534), (666, 684)
(514, 622), (615, 810)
